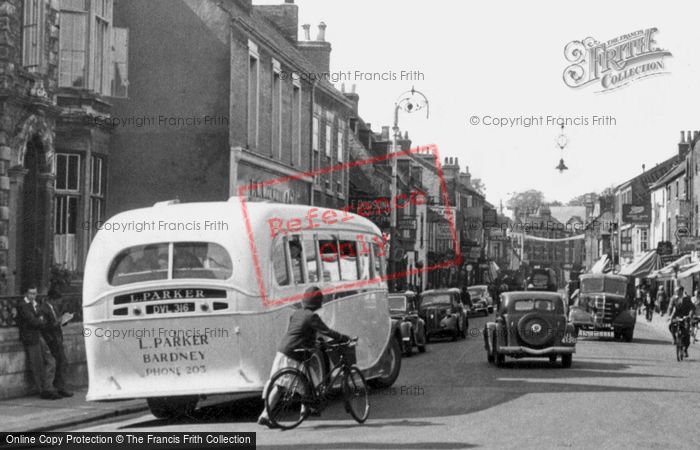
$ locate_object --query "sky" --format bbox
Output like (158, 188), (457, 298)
(255, 0), (698, 209)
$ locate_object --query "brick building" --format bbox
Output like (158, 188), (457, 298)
(109, 0), (353, 216)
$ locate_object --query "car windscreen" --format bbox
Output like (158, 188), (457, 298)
(388, 297), (407, 311)
(108, 242), (233, 286)
(532, 273), (550, 287)
(420, 294), (452, 307)
(581, 277), (627, 296)
(467, 287), (486, 297)
(513, 299), (555, 312)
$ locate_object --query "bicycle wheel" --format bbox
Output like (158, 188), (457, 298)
(265, 368), (313, 430)
(342, 366), (370, 423)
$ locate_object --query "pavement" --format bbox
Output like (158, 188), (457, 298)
(0, 387), (148, 432)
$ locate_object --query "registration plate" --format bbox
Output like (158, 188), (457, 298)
(146, 303), (194, 314)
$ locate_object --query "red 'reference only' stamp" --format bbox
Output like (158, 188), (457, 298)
(238, 144), (460, 307)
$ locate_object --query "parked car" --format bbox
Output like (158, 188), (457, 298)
(419, 288), (468, 341)
(467, 285), (494, 315)
(484, 291), (576, 368)
(388, 291), (427, 356)
(569, 273), (635, 342)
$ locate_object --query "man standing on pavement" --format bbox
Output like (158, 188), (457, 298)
(644, 289), (655, 322)
(657, 286), (668, 316)
(16, 286), (61, 400)
(40, 293), (74, 398)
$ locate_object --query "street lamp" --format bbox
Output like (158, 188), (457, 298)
(390, 87), (429, 292)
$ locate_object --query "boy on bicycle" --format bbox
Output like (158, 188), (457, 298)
(258, 286), (351, 428)
(668, 287), (696, 358)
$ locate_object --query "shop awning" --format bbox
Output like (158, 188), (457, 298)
(618, 250), (662, 278)
(648, 255), (692, 280)
(589, 255), (610, 274)
(678, 261), (700, 279)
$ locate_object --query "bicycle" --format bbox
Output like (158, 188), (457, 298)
(670, 317), (691, 361)
(263, 337), (369, 430)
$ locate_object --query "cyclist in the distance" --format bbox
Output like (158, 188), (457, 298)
(258, 286), (351, 428)
(668, 287), (696, 358)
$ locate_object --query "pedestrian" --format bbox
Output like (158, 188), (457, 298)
(460, 285), (472, 310)
(645, 290), (655, 322)
(657, 286), (668, 316)
(40, 293), (74, 398)
(15, 286), (61, 400)
(635, 285), (644, 315)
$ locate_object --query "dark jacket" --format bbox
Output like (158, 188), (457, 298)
(16, 298), (47, 345)
(671, 297), (696, 319)
(40, 300), (64, 345)
(278, 307), (348, 361)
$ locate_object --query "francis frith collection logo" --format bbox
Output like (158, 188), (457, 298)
(563, 28), (672, 92)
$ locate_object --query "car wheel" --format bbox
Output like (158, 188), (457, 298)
(461, 318), (468, 339)
(493, 334), (505, 367)
(623, 328), (634, 342)
(488, 306), (494, 314)
(561, 354), (573, 368)
(549, 355), (557, 364)
(368, 337), (402, 389)
(573, 326), (580, 338)
(613, 329), (621, 340)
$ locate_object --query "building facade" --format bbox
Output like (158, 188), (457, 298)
(110, 0), (352, 217)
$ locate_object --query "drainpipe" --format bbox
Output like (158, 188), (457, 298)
(309, 80), (317, 206)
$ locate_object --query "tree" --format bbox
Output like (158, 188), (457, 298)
(548, 200), (563, 206)
(471, 178), (486, 195)
(506, 190), (545, 216)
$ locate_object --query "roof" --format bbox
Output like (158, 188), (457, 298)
(549, 206), (586, 225)
(501, 291), (563, 300)
(649, 163), (686, 190)
(422, 288), (461, 295)
(579, 273), (628, 282)
(615, 152), (683, 193)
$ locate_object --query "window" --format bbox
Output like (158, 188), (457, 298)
(319, 238), (341, 282)
(289, 237), (303, 285)
(89, 156), (105, 242)
(358, 238), (371, 280)
(303, 239), (319, 283)
(371, 242), (386, 278)
(93, 15), (108, 93)
(55, 154), (81, 191)
(312, 117), (319, 184)
(640, 228), (648, 252)
(338, 240), (358, 281)
(54, 153), (81, 270)
(325, 123), (332, 157)
(675, 180), (679, 200)
(337, 128), (344, 162)
(59, 1), (88, 88)
(111, 27), (129, 97)
(292, 81), (301, 166)
(271, 60), (281, 158)
(22, 0), (44, 69)
(247, 41), (260, 148)
(273, 240), (288, 285)
(172, 242), (233, 280)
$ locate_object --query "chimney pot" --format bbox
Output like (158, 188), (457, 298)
(302, 24), (311, 40)
(688, 130), (692, 142)
(695, 131), (700, 141)
(455, 157), (459, 167)
(341, 83), (345, 93)
(681, 131), (686, 143)
(444, 157), (448, 165)
(351, 84), (356, 93)
(317, 22), (327, 41)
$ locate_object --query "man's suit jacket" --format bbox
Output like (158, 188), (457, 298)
(16, 298), (47, 345)
(40, 300), (64, 345)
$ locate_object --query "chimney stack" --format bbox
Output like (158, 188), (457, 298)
(297, 22), (331, 74)
(343, 83), (359, 115)
(679, 130), (691, 157)
(302, 24), (311, 40)
(317, 22), (326, 41)
(381, 126), (390, 141)
(254, 1), (299, 43)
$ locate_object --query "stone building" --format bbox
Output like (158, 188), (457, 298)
(1, 0), (125, 398)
